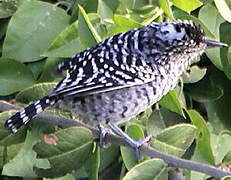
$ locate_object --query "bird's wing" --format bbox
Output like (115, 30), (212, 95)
(51, 61), (157, 97)
(51, 30), (160, 97)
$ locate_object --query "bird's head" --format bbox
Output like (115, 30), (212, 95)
(152, 20), (227, 54)
(147, 20), (227, 66)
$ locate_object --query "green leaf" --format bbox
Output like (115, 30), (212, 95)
(120, 124), (144, 170)
(117, 0), (147, 13)
(220, 23), (231, 80)
(182, 66), (207, 84)
(152, 139), (185, 158)
(205, 94), (231, 132)
(131, 108), (153, 128)
(170, 0), (203, 12)
(141, 7), (163, 26)
(186, 73), (224, 103)
(158, 90), (185, 117)
(88, 13), (109, 40)
(222, 176), (231, 180)
(5, 143), (24, 164)
(0, 20), (8, 39)
(102, 0), (119, 13)
(27, 60), (45, 80)
(16, 82), (56, 104)
(85, 145), (100, 180)
(146, 109), (165, 137)
(151, 124), (197, 157)
(0, 58), (35, 96)
(199, 3), (225, 70)
(2, 0), (70, 62)
(158, 0), (175, 20)
(123, 159), (167, 180)
(33, 127), (93, 177)
(0, 111), (26, 146)
(187, 110), (215, 165)
(2, 131), (48, 177)
(97, 0), (113, 23)
(227, 46), (231, 77)
(129, 5), (163, 26)
(0, 146), (4, 168)
(0, 0), (18, 19)
(131, 5), (157, 14)
(74, 166), (89, 179)
(157, 124), (197, 150)
(46, 174), (76, 180)
(223, 151), (231, 163)
(210, 134), (231, 164)
(44, 21), (85, 57)
(38, 57), (63, 82)
(188, 85), (223, 102)
(99, 145), (119, 172)
(111, 15), (143, 34)
(214, 0), (231, 23)
(204, 68), (231, 132)
(78, 5), (101, 48)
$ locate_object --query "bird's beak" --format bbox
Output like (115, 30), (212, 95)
(203, 39), (228, 48)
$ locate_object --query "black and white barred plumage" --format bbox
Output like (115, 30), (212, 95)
(5, 20), (226, 133)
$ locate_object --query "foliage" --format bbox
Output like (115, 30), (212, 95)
(0, 0), (231, 179)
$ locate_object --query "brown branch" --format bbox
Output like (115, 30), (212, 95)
(0, 100), (231, 179)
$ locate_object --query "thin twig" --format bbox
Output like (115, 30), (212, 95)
(0, 100), (230, 179)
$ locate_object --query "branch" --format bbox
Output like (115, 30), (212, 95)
(0, 100), (230, 179)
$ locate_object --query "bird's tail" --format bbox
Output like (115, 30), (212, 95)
(4, 96), (56, 133)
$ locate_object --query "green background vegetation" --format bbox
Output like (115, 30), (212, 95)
(0, 0), (231, 179)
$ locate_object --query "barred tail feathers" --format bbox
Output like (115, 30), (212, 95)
(4, 96), (55, 133)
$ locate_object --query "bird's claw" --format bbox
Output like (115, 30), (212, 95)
(97, 124), (111, 148)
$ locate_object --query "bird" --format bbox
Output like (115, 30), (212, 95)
(4, 20), (227, 159)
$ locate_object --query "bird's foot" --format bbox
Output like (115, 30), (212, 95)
(97, 124), (111, 148)
(107, 122), (153, 160)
